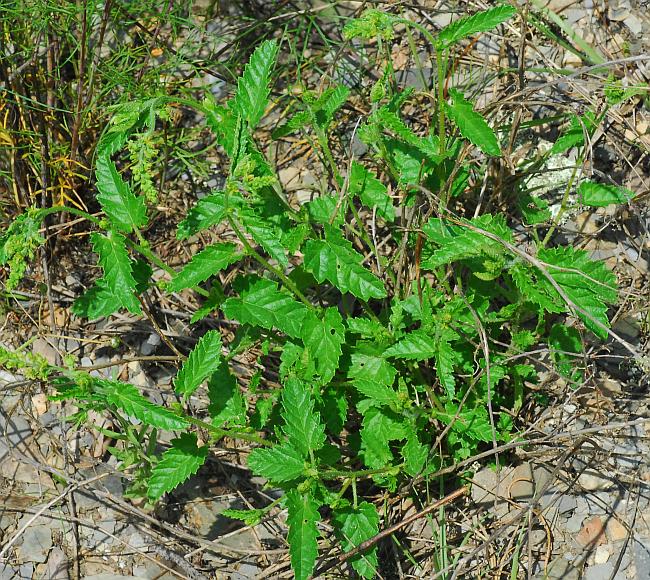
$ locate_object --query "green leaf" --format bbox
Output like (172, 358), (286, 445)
(174, 330), (223, 396)
(383, 329), (436, 360)
(147, 433), (208, 501)
(349, 161), (395, 222)
(321, 386), (348, 435)
(550, 111), (598, 155)
(422, 214), (512, 269)
(549, 324), (583, 378)
(248, 442), (305, 482)
(191, 285), (226, 324)
(221, 508), (265, 527)
(132, 259), (153, 293)
(578, 180), (634, 207)
(91, 231), (141, 314)
(445, 89), (500, 156)
(349, 349), (399, 406)
(304, 226), (386, 301)
(177, 192), (227, 240)
(437, 5), (517, 49)
(208, 361), (246, 426)
(347, 317), (389, 340)
(232, 39), (279, 130)
(333, 502), (379, 578)
(538, 247), (618, 339)
(281, 377), (326, 456)
(436, 403), (493, 443)
(360, 406), (407, 468)
(72, 280), (123, 319)
(98, 379), (189, 430)
(402, 432), (428, 477)
(239, 209), (289, 268)
(435, 329), (459, 398)
(343, 8), (396, 40)
(519, 192), (552, 225)
(286, 490), (321, 580)
(387, 139), (430, 185)
(318, 84), (350, 127)
(272, 111), (311, 139)
(510, 262), (563, 313)
(96, 155), (147, 233)
(373, 108), (441, 162)
(168, 243), (240, 292)
(222, 276), (309, 339)
(306, 195), (343, 227)
(301, 308), (345, 383)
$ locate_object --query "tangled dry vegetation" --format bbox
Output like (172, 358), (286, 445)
(1, 1), (649, 578)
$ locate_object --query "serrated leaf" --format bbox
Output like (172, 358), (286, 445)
(538, 246), (618, 339)
(549, 323), (583, 378)
(191, 285), (225, 324)
(72, 280), (123, 319)
(96, 155), (147, 233)
(402, 432), (428, 477)
(304, 226), (386, 301)
(301, 308), (345, 383)
(350, 349), (397, 384)
(168, 243), (240, 292)
(388, 139), (430, 185)
(132, 259), (153, 293)
(437, 5), (517, 49)
(436, 403), (493, 442)
(422, 214), (512, 269)
(306, 195), (343, 226)
(510, 262), (563, 313)
(239, 209), (289, 268)
(174, 330), (223, 396)
(176, 192), (227, 240)
(221, 508), (265, 527)
(208, 360), (246, 426)
(383, 329), (436, 360)
(318, 84), (350, 127)
(361, 406), (407, 468)
(222, 276), (309, 339)
(281, 377), (326, 456)
(373, 108), (441, 162)
(435, 329), (458, 398)
(349, 349), (399, 406)
(91, 231), (141, 314)
(232, 39), (279, 130)
(519, 192), (551, 225)
(286, 490), (321, 580)
(321, 386), (348, 436)
(343, 8), (396, 40)
(272, 110), (311, 139)
(147, 433), (208, 501)
(445, 89), (500, 156)
(578, 180), (633, 207)
(349, 161), (395, 222)
(333, 502), (379, 578)
(98, 379), (189, 430)
(550, 111), (598, 155)
(248, 442), (305, 482)
(347, 317), (389, 339)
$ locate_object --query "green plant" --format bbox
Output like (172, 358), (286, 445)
(1, 5), (641, 578)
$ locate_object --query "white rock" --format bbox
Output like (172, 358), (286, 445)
(578, 469), (615, 491)
(594, 545), (610, 564)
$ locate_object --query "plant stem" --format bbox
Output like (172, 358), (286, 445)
(321, 464), (402, 480)
(437, 47), (447, 158)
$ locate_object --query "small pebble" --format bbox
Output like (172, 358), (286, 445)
(594, 545), (610, 564)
